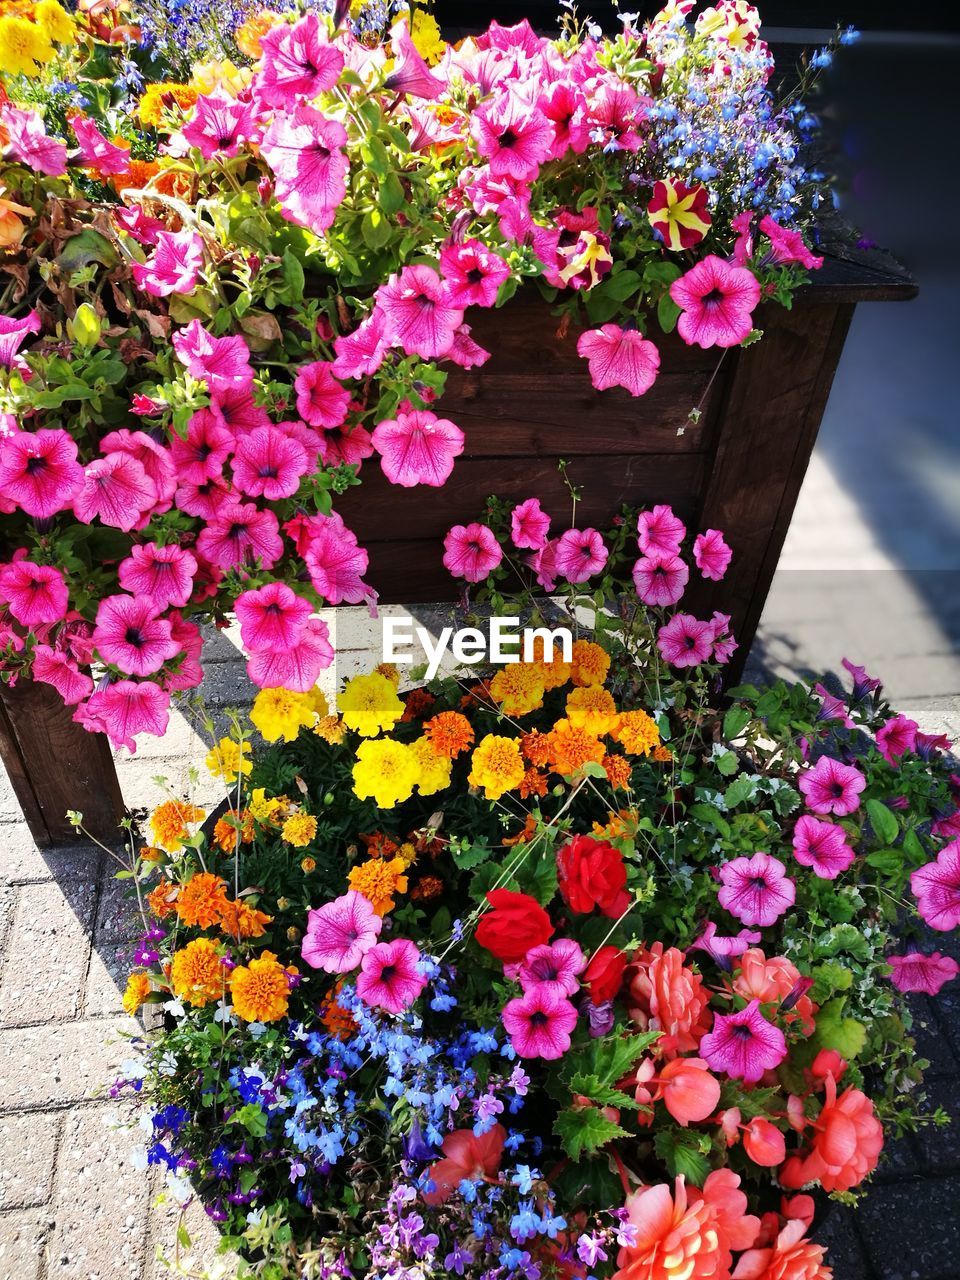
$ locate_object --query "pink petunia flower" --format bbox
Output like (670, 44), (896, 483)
(175, 477), (228, 521)
(517, 938), (586, 1001)
(235, 581), (313, 654)
(377, 264), (464, 360)
(317, 423), (374, 469)
(542, 80), (591, 158)
(554, 527), (608, 583)
(371, 408), (465, 488)
(98, 429), (176, 514)
(117, 543), (197, 611)
(443, 523), (503, 583)
(246, 616), (334, 692)
(471, 94), (554, 181)
(502, 986), (578, 1060)
(440, 239), (511, 309)
(356, 937), (428, 1015)
(693, 529), (732, 581)
(209, 387), (269, 438)
(876, 714), (918, 765)
(842, 657), (882, 702)
(0, 561), (68, 626)
(73, 452), (158, 531)
(632, 552), (689, 607)
(231, 426), (310, 501)
(792, 815), (856, 880)
(689, 922), (761, 966)
(798, 756), (866, 816)
(260, 106), (349, 234)
(113, 204), (165, 247)
(170, 409), (234, 484)
(383, 18), (445, 99)
(331, 309), (389, 380)
(718, 852), (796, 927)
(812, 683), (854, 729)
(731, 210), (755, 265)
(172, 320), (254, 394)
(0, 429), (83, 519)
(302, 890), (383, 974)
(294, 360), (351, 430)
(164, 611), (204, 693)
(700, 998), (787, 1082)
(93, 595), (179, 677)
(30, 644), (92, 705)
(708, 611), (738, 665)
(292, 512), (374, 606)
(131, 229), (205, 298)
(181, 92), (257, 159)
(911, 839), (960, 932)
(69, 114), (130, 175)
(445, 323), (491, 369)
(657, 613), (715, 668)
(196, 499), (283, 571)
(576, 324), (660, 397)
(0, 104), (67, 176)
(887, 950), (958, 996)
(0, 309), (41, 369)
(759, 216), (824, 270)
(669, 254), (761, 349)
(529, 538), (561, 591)
(510, 498), (551, 551)
(254, 12), (345, 108)
(586, 77), (647, 153)
(637, 504), (685, 557)
(76, 679), (170, 752)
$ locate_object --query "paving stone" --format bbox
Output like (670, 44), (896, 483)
(0, 887), (17, 957)
(0, 877), (98, 1027)
(93, 867), (140, 949)
(0, 1112), (60, 1210)
(0, 1208), (52, 1280)
(857, 1174), (960, 1279)
(0, 835), (99, 889)
(814, 1203), (871, 1280)
(147, 1190), (238, 1279)
(912, 1076), (960, 1175)
(907, 995), (959, 1076)
(84, 946), (132, 1020)
(0, 1019), (133, 1112)
(875, 1132), (921, 1180)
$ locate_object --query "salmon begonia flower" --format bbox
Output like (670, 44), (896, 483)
(423, 1123), (506, 1206)
(779, 1073), (883, 1193)
(732, 1217), (832, 1280)
(629, 942), (712, 1057)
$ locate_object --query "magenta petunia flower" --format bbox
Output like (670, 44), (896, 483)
(0, 309), (41, 369)
(586, 77), (646, 153)
(332, 309), (389, 380)
(517, 939), (586, 1001)
(440, 239), (511, 309)
(117, 543), (197, 611)
(371, 408), (465, 488)
(876, 714), (918, 766)
(175, 477), (228, 521)
(93, 595), (179, 677)
(77, 679), (170, 752)
(260, 106), (350, 235)
(232, 427), (310, 501)
(798, 756), (866, 816)
(383, 19), (445, 99)
(708, 611), (738, 665)
(235, 581), (313, 654)
(911, 839), (960, 932)
(173, 320), (254, 395)
(181, 92), (257, 159)
(196, 499), (283, 571)
(170, 409), (234, 484)
(842, 657), (882, 702)
(718, 851), (795, 927)
(631, 552), (689, 607)
(693, 529), (732, 581)
(0, 104), (67, 176)
(471, 94), (554, 181)
(502, 986), (578, 1060)
(73, 452), (159, 532)
(377, 264), (464, 360)
(576, 324), (660, 397)
(542, 79), (591, 158)
(209, 387), (269, 438)
(99, 429), (177, 513)
(529, 538), (561, 591)
(443, 523), (503, 583)
(302, 890), (383, 974)
(554, 527), (608, 583)
(31, 645), (92, 706)
(0, 561), (68, 626)
(657, 613), (715, 668)
(700, 998), (787, 1083)
(510, 498), (551, 551)
(0, 429), (83, 519)
(669, 254), (761, 349)
(446, 324), (490, 370)
(131, 230), (205, 298)
(689, 921), (762, 966)
(792, 815), (856, 881)
(246, 616), (334, 692)
(294, 361), (351, 430)
(759, 216), (824, 270)
(637, 504), (685, 557)
(317, 423), (373, 469)
(887, 950), (959, 996)
(113, 205), (164, 247)
(254, 12), (345, 109)
(296, 512), (374, 606)
(812, 683), (854, 728)
(731, 210), (755, 265)
(69, 113), (130, 175)
(356, 938), (428, 1015)
(165, 611), (204, 693)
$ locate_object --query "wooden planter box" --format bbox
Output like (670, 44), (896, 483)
(0, 252), (914, 848)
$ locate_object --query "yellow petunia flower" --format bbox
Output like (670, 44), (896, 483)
(352, 737), (418, 808)
(339, 672), (405, 737)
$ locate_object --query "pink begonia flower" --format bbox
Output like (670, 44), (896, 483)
(529, 538), (561, 591)
(99, 429), (177, 514)
(759, 216), (824, 270)
(502, 986), (578, 1060)
(731, 210), (755, 265)
(471, 94), (554, 181)
(254, 12), (345, 108)
(196, 498), (283, 571)
(510, 498), (551, 551)
(812, 682), (853, 728)
(181, 92), (257, 159)
(332, 309), (389, 380)
(542, 80), (591, 158)
(586, 77), (647, 153)
(317, 423), (374, 469)
(377, 264), (464, 360)
(0, 561), (68, 626)
(689, 921), (761, 966)
(93, 595), (179, 677)
(117, 543), (197, 611)
(0, 104), (67, 176)
(383, 18), (445, 98)
(164, 611), (204, 692)
(247, 616), (334, 692)
(576, 325), (660, 397)
(554, 527), (608, 583)
(77, 680), (170, 751)
(700, 998), (787, 1082)
(170, 409), (234, 484)
(631, 552), (689, 607)
(910, 839), (960, 932)
(73, 452), (158, 532)
(718, 851), (795, 927)
(0, 429), (83, 519)
(231, 426), (310, 501)
(887, 951), (959, 996)
(371, 408), (465, 488)
(69, 113), (130, 175)
(743, 1117), (786, 1167)
(876, 714), (919, 765)
(669, 254), (761, 349)
(30, 645), (92, 706)
(445, 324), (491, 370)
(708, 611), (738, 665)
(798, 755), (866, 816)
(357, 938), (428, 1014)
(443, 523), (503, 583)
(294, 360), (351, 430)
(302, 890), (382, 974)
(517, 938), (586, 1001)
(657, 613), (715, 668)
(0, 309), (41, 369)
(693, 529), (732, 581)
(842, 657), (882, 702)
(792, 815), (855, 880)
(655, 1057), (722, 1126)
(131, 229), (205, 298)
(172, 320), (254, 394)
(440, 239), (511, 309)
(113, 204), (165, 247)
(235, 581), (313, 654)
(285, 512), (373, 606)
(260, 106), (349, 234)
(637, 504), (685, 557)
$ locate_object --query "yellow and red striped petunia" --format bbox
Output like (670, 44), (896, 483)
(647, 178), (713, 252)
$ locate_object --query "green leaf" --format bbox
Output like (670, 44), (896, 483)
(280, 247), (305, 302)
(231, 1103), (268, 1138)
(654, 1128), (712, 1185)
(450, 841), (492, 871)
(902, 827), (926, 863)
(361, 209), (392, 250)
(811, 997), (867, 1059)
(568, 1072), (639, 1110)
(688, 803), (731, 839)
(603, 268), (643, 301)
(657, 292), (681, 334)
(866, 799), (899, 845)
(379, 172), (405, 215)
(56, 228), (118, 271)
(579, 1031), (660, 1086)
(715, 750), (739, 777)
(865, 848), (901, 876)
(555, 1106), (628, 1160)
(724, 775), (757, 809)
(723, 706), (751, 740)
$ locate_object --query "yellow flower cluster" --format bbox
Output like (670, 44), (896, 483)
(205, 737), (253, 784)
(348, 855), (409, 916)
(339, 672), (404, 737)
(251, 687), (327, 744)
(0, 1), (74, 77)
(230, 951), (294, 1023)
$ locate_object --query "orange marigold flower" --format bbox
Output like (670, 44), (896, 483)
(629, 941), (712, 1057)
(301, 856), (317, 873)
(122, 971), (151, 1016)
(652, 744), (673, 762)
(423, 711), (475, 759)
(410, 874), (444, 901)
(614, 709), (661, 756)
(565, 686), (618, 735)
(110, 157), (159, 193)
(139, 845), (164, 863)
(546, 720), (605, 774)
(592, 808), (639, 839)
(170, 938), (224, 1008)
(175, 872), (230, 929)
(374, 662), (401, 687)
(321, 980), (358, 1041)
(213, 811), (245, 854)
(137, 82), (198, 127)
(149, 799), (205, 852)
(503, 814), (538, 847)
(219, 898), (272, 941)
(519, 766), (549, 799)
(570, 639), (610, 687)
(230, 950), (292, 1023)
(602, 754), (632, 790)
(490, 663), (545, 717)
(347, 856), (409, 916)
(525, 635), (571, 690)
(402, 687), (436, 721)
(315, 713), (347, 744)
(521, 730), (552, 767)
(235, 8), (284, 58)
(731, 1218), (832, 1280)
(147, 878), (178, 919)
(359, 832), (400, 859)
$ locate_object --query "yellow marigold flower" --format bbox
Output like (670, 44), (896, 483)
(570, 639), (611, 688)
(468, 734), (525, 800)
(339, 672), (405, 737)
(547, 720), (606, 774)
(189, 57), (251, 96)
(423, 711), (474, 759)
(230, 950), (292, 1022)
(149, 800), (205, 852)
(652, 744), (673, 762)
(410, 8), (445, 64)
(282, 812), (318, 848)
(248, 788), (288, 824)
(219, 897), (272, 940)
(251, 687), (314, 744)
(122, 971), (151, 1016)
(565, 686), (618, 735)
(490, 663), (545, 717)
(235, 8), (285, 58)
(170, 938), (225, 1007)
(613, 710), (661, 756)
(602, 753), (632, 790)
(411, 737), (452, 798)
(304, 686), (329, 718)
(315, 713), (346, 744)
(301, 856), (316, 873)
(0, 15), (53, 76)
(137, 83), (199, 128)
(175, 872), (230, 930)
(35, 0), (75, 43)
(527, 639), (572, 691)
(205, 736), (252, 783)
(397, 841), (417, 868)
(352, 738), (418, 808)
(348, 855), (408, 916)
